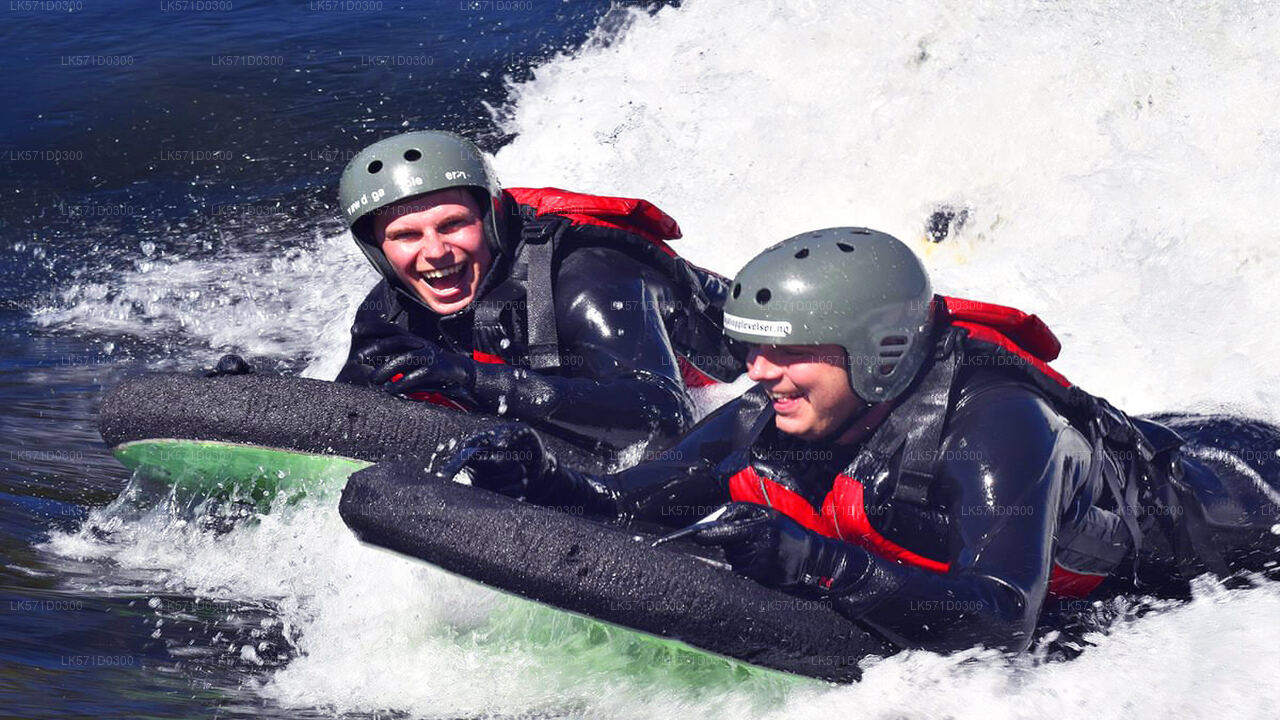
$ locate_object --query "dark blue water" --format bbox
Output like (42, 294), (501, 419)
(0, 2), (668, 716)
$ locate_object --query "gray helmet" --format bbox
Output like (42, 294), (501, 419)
(338, 130), (507, 297)
(723, 227), (936, 403)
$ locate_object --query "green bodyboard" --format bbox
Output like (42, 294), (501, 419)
(113, 439), (370, 504)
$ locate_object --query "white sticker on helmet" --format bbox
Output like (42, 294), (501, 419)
(393, 165), (425, 194)
(723, 312), (792, 338)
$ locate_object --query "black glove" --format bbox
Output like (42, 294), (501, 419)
(353, 321), (476, 400)
(205, 353), (254, 377)
(694, 503), (870, 595)
(436, 425), (555, 499)
(436, 425), (622, 518)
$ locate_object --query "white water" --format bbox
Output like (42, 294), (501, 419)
(45, 0), (1280, 717)
(492, 0), (1280, 423)
(33, 228), (376, 369)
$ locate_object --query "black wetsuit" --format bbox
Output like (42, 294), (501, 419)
(336, 224), (731, 452)
(511, 367), (1280, 654)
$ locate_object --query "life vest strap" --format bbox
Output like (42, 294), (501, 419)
(518, 214), (568, 370)
(890, 346), (960, 505)
(472, 275), (525, 365)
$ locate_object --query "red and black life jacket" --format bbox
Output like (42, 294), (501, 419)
(726, 296), (1161, 598)
(398, 188), (738, 410)
(471, 187), (736, 389)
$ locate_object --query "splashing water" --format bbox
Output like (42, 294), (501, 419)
(40, 1), (1280, 717)
(492, 0), (1280, 422)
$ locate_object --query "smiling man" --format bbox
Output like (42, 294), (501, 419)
(334, 130), (740, 453)
(443, 226), (1280, 655)
(374, 188), (493, 316)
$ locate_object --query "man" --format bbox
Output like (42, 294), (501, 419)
(440, 227), (1280, 654)
(332, 130), (740, 453)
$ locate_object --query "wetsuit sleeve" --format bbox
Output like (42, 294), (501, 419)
(468, 246), (694, 451)
(334, 281), (400, 385)
(520, 391), (768, 523)
(830, 383), (1083, 653)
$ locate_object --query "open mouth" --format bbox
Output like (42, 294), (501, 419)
(768, 389), (806, 413)
(418, 262), (467, 293)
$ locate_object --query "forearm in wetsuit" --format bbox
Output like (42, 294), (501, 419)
(826, 381), (1083, 653)
(467, 246), (695, 450)
(518, 388), (772, 521)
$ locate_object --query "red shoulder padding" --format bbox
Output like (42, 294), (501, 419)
(405, 391), (471, 412)
(825, 475), (951, 574)
(506, 187), (682, 253)
(940, 296), (1061, 362)
(676, 355), (719, 389)
(728, 468), (951, 574)
(952, 320), (1073, 388)
(472, 350), (506, 365)
(940, 295), (1072, 388)
(728, 467), (835, 536)
(1048, 563), (1106, 598)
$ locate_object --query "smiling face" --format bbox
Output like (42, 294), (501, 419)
(374, 188), (492, 315)
(745, 343), (868, 442)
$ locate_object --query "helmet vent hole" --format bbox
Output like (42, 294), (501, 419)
(879, 336), (908, 360)
(367, 160), (383, 174)
(403, 148), (422, 162)
(794, 248), (809, 259)
(878, 364), (896, 375)
(836, 241), (855, 253)
(732, 283), (741, 299)
(755, 288), (771, 305)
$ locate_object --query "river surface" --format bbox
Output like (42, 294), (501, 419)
(3, 1), (1279, 718)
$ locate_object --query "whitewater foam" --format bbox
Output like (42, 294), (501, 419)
(42, 0), (1280, 717)
(492, 0), (1280, 423)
